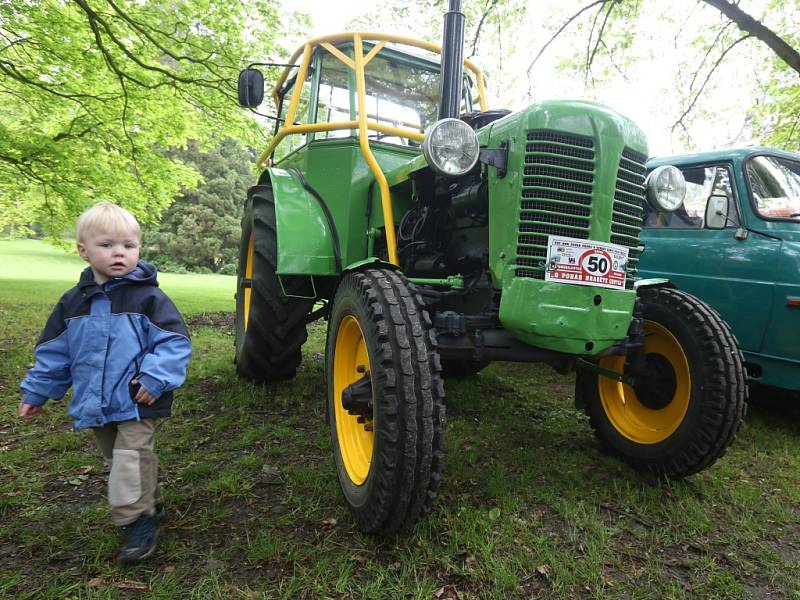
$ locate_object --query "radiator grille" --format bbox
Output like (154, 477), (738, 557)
(515, 133), (646, 289)
(516, 131), (595, 279)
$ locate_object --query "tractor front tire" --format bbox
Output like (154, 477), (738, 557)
(234, 185), (313, 381)
(577, 286), (746, 478)
(326, 268), (445, 533)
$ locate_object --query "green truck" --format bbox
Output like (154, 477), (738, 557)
(234, 1), (746, 533)
(640, 147), (800, 392)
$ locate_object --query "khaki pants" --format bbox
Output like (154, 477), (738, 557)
(93, 419), (163, 527)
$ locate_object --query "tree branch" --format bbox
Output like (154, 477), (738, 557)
(0, 36), (31, 55)
(672, 33), (753, 135)
(104, 0), (220, 71)
(688, 21), (735, 94)
(470, 0), (498, 57)
(584, 0), (617, 87)
(702, 0), (800, 76)
(527, 0), (609, 75)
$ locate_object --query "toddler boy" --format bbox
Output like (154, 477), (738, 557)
(19, 201), (192, 564)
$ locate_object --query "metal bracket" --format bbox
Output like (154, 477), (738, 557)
(479, 140), (508, 178)
(279, 275), (317, 300)
(576, 358), (636, 387)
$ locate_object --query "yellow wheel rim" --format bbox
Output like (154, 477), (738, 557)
(333, 315), (374, 485)
(598, 320), (691, 444)
(243, 235), (254, 332)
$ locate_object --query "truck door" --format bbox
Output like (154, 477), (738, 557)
(638, 163), (780, 353)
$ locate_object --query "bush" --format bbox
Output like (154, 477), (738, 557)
(218, 264), (237, 276)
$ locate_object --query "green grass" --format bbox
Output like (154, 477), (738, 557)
(3, 240), (800, 598)
(0, 239), (234, 313)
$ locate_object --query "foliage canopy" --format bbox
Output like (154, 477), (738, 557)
(142, 138), (253, 274)
(0, 0), (292, 237)
(362, 0), (800, 151)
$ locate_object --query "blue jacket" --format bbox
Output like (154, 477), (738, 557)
(20, 261), (192, 430)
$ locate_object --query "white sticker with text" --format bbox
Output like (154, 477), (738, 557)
(544, 235), (629, 290)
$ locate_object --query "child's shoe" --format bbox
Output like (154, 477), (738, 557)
(117, 514), (159, 564)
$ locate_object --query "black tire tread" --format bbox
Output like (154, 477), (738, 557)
(235, 186), (313, 381)
(582, 286), (747, 478)
(329, 268), (445, 533)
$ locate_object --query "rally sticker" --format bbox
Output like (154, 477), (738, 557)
(544, 235), (629, 290)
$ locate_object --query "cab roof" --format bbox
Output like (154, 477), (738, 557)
(647, 146), (800, 168)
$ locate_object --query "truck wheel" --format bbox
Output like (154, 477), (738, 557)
(326, 268), (445, 533)
(578, 287), (746, 478)
(440, 357), (490, 378)
(235, 186), (313, 381)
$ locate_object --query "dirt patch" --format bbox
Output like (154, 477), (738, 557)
(186, 312), (234, 332)
(772, 535), (800, 564)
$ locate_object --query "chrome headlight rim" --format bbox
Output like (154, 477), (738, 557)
(421, 118), (480, 177)
(645, 165), (687, 212)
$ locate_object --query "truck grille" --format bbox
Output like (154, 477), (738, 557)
(612, 147), (646, 289)
(516, 130), (594, 279)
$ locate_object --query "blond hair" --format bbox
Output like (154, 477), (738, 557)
(76, 201), (141, 242)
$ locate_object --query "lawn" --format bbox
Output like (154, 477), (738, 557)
(2, 240), (800, 598)
(0, 239), (235, 313)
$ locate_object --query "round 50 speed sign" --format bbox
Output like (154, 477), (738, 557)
(579, 248), (613, 278)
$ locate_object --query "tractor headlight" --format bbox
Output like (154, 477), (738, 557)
(645, 165), (686, 212)
(422, 118), (480, 177)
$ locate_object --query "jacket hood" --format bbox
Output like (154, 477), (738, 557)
(123, 260), (158, 285)
(78, 260), (159, 294)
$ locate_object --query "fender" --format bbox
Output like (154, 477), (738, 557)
(341, 257), (399, 273)
(262, 167), (341, 276)
(322, 258), (400, 308)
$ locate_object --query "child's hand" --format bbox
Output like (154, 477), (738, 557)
(131, 379), (157, 405)
(18, 402), (44, 419)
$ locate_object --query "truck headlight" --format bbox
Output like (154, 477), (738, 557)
(422, 118), (480, 177)
(645, 165), (686, 212)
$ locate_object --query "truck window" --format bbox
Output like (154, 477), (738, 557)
(746, 155), (800, 219)
(644, 165), (737, 228)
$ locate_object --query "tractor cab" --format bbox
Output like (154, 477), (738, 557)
(238, 32), (491, 272)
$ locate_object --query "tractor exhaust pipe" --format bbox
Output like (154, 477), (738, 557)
(438, 0), (465, 120)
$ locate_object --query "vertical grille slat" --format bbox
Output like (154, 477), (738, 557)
(613, 147), (647, 289)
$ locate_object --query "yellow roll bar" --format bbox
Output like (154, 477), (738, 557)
(258, 32), (488, 266)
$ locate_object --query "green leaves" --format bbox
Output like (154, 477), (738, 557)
(141, 138), (254, 273)
(0, 0), (287, 236)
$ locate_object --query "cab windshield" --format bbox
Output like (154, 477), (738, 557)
(746, 155), (800, 220)
(317, 49), (440, 144)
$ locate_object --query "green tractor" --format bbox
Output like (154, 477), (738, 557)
(235, 1), (746, 533)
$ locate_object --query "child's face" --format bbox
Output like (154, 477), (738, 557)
(77, 229), (141, 284)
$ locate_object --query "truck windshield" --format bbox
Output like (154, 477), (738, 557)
(746, 155), (800, 220)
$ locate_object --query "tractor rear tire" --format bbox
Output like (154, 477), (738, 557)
(234, 185), (313, 381)
(326, 268), (446, 533)
(577, 286), (746, 478)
